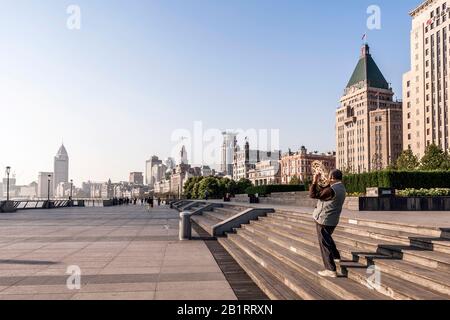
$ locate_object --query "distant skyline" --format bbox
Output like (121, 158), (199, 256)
(0, 0), (423, 184)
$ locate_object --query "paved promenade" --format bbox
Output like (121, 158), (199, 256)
(0, 206), (237, 300)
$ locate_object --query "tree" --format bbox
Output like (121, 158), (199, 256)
(183, 176), (203, 199)
(289, 175), (302, 185)
(396, 149), (419, 171)
(198, 177), (221, 199)
(236, 178), (253, 194)
(420, 144), (450, 170)
(217, 177), (238, 197)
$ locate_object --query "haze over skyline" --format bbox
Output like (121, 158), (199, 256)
(0, 0), (422, 185)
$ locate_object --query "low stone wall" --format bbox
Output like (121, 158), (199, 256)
(231, 193), (368, 211)
(232, 192), (317, 208)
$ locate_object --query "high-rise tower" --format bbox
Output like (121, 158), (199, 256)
(53, 144), (69, 191)
(403, 0), (450, 157)
(336, 44), (403, 173)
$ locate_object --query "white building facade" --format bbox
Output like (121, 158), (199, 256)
(403, 0), (450, 157)
(38, 172), (53, 198)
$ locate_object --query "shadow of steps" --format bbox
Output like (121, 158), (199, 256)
(219, 238), (300, 300)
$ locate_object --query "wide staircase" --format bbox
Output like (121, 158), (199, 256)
(190, 204), (251, 236)
(174, 201), (450, 300)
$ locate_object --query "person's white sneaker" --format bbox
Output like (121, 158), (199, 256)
(318, 270), (338, 278)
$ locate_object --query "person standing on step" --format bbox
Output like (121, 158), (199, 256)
(309, 169), (346, 278)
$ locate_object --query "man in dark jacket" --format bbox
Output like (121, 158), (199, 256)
(309, 169), (346, 278)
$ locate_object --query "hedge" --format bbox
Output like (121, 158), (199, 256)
(343, 171), (450, 193)
(245, 184), (306, 196)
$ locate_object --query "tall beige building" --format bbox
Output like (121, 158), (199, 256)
(403, 0), (450, 156)
(336, 44), (403, 173)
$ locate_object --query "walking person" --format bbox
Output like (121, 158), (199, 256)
(309, 169), (346, 278)
(149, 196), (154, 208)
(157, 197), (161, 206)
(204, 190), (209, 201)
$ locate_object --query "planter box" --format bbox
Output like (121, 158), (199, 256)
(366, 188), (395, 198)
(359, 196), (450, 211)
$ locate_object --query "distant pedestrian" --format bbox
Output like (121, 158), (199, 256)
(204, 190), (209, 201)
(157, 198), (161, 206)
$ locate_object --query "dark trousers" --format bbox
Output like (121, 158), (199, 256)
(315, 222), (341, 271)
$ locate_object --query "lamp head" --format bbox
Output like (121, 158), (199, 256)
(6, 166), (11, 175)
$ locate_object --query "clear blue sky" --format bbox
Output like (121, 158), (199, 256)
(0, 0), (423, 185)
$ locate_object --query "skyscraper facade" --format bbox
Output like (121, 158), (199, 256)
(336, 44), (403, 173)
(180, 145), (188, 165)
(53, 144), (69, 192)
(38, 172), (53, 198)
(129, 172), (144, 185)
(403, 0), (450, 157)
(145, 156), (162, 186)
(221, 132), (237, 176)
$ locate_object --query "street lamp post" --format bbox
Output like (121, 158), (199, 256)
(5, 167), (11, 202)
(47, 174), (52, 209)
(70, 179), (73, 206)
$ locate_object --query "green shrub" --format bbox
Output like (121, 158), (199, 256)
(397, 188), (450, 197)
(183, 176), (253, 199)
(343, 170), (450, 193)
(245, 184), (306, 196)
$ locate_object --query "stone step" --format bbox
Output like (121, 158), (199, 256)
(274, 209), (448, 239)
(244, 226), (447, 300)
(232, 230), (388, 300)
(223, 204), (250, 212)
(226, 234), (342, 300)
(377, 244), (450, 272)
(203, 211), (229, 223)
(243, 221), (450, 300)
(191, 215), (219, 236)
(270, 212), (450, 253)
(260, 219), (450, 296)
(212, 207), (242, 218)
(342, 262), (448, 300)
(244, 221), (389, 271)
(262, 216), (450, 270)
(218, 238), (300, 300)
(369, 258), (450, 297)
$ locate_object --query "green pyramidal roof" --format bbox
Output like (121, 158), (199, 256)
(346, 44), (389, 90)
